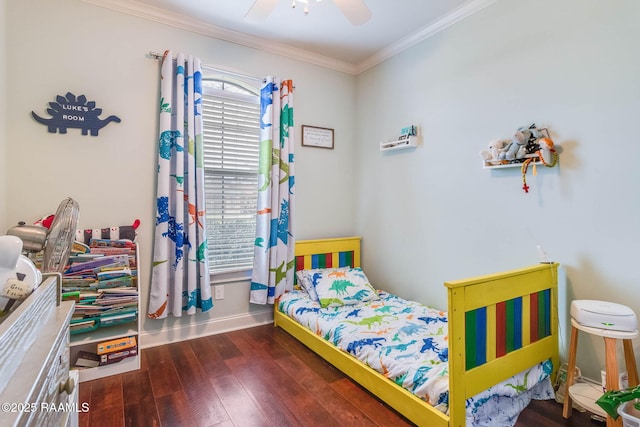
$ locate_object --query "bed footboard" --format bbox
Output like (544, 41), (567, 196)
(445, 263), (559, 427)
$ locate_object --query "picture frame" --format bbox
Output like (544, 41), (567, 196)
(302, 125), (334, 149)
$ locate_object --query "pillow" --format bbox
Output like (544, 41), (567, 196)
(295, 270), (317, 301)
(75, 219), (140, 245)
(296, 267), (349, 302)
(312, 267), (379, 308)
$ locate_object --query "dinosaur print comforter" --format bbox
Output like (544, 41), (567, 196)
(277, 290), (555, 426)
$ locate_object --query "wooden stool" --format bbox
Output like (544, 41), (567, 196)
(563, 317), (639, 427)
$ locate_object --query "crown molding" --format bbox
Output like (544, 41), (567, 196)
(81, 0), (496, 76)
(354, 0), (497, 74)
(80, 0), (359, 74)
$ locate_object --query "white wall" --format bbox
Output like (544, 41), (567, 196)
(4, 0), (356, 344)
(355, 0), (640, 380)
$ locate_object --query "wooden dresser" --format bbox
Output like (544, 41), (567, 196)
(0, 276), (77, 426)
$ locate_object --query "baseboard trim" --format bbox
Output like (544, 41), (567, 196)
(139, 309), (274, 349)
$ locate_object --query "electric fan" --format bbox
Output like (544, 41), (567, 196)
(42, 198), (80, 273)
(7, 198), (80, 273)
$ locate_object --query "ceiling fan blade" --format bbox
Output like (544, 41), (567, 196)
(333, 0), (371, 26)
(245, 0), (279, 23)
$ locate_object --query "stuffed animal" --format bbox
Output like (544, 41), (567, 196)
(498, 124), (545, 161)
(538, 137), (554, 152)
(480, 139), (510, 162)
(536, 137), (557, 166)
(75, 219), (140, 245)
(499, 127), (531, 161)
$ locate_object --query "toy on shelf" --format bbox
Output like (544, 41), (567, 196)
(480, 139), (511, 165)
(481, 123), (559, 193)
(521, 135), (558, 193)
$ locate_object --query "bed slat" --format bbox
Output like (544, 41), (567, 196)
(496, 301), (506, 357)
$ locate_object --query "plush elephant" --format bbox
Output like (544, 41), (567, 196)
(498, 127), (531, 161)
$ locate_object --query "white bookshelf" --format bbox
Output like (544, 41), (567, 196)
(68, 245), (140, 382)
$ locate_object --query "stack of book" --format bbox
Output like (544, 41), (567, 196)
(62, 239), (138, 335)
(74, 336), (138, 368)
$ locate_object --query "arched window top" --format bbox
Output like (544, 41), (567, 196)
(202, 74), (260, 101)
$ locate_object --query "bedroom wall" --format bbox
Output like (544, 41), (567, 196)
(4, 0), (356, 345)
(354, 0), (640, 380)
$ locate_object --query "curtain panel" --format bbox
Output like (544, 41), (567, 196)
(148, 51), (213, 319)
(250, 78), (295, 305)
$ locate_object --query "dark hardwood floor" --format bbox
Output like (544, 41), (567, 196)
(78, 324), (600, 426)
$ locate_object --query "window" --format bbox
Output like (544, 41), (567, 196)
(202, 75), (260, 276)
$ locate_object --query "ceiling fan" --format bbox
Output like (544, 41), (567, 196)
(245, 0), (372, 26)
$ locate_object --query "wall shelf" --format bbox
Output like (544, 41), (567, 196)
(483, 157), (560, 170)
(481, 148), (563, 169)
(483, 157), (540, 169)
(380, 136), (419, 152)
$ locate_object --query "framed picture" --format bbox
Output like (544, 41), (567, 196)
(302, 125), (334, 149)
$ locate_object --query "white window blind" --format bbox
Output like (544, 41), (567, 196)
(202, 80), (260, 274)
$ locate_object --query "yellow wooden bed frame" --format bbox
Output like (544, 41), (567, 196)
(273, 237), (559, 427)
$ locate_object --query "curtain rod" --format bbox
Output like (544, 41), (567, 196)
(148, 51), (263, 83)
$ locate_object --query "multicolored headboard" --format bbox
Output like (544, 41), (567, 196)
(294, 237), (361, 272)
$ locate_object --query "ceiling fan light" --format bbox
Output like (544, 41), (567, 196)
(247, 0), (370, 24)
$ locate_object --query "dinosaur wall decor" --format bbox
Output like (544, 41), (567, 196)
(31, 92), (121, 136)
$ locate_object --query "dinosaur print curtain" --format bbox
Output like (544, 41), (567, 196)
(148, 50), (213, 319)
(250, 78), (295, 305)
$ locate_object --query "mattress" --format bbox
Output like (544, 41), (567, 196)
(278, 289), (555, 426)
